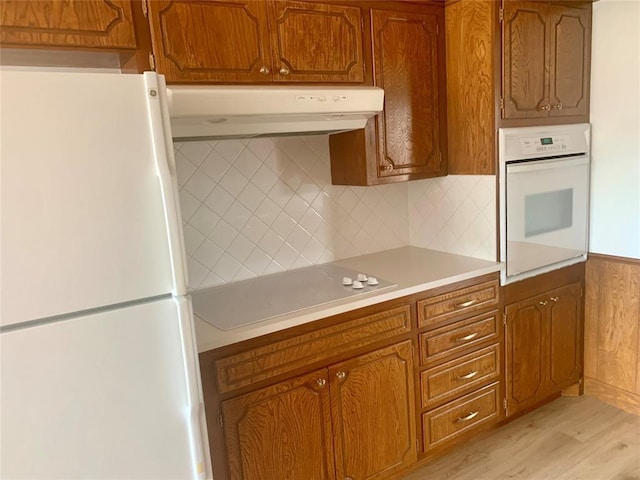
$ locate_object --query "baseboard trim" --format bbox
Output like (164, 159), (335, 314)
(584, 377), (640, 415)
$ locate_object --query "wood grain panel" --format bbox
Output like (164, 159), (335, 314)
(330, 341), (416, 480)
(269, 0), (364, 83)
(445, 0), (495, 175)
(222, 368), (334, 480)
(147, 0), (271, 83)
(420, 343), (500, 409)
(0, 0), (135, 49)
(372, 8), (444, 179)
(420, 311), (500, 366)
(421, 382), (499, 451)
(585, 255), (640, 402)
(215, 304), (411, 393)
(548, 3), (590, 117)
(418, 278), (500, 329)
(548, 282), (582, 389)
(502, 1), (548, 119)
(505, 299), (546, 415)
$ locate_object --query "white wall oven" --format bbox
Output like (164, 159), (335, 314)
(499, 124), (590, 285)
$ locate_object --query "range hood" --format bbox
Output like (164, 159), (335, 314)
(166, 85), (384, 140)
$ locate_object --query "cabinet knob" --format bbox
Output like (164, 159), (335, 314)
(259, 66), (270, 75)
(539, 104), (551, 111)
(336, 371), (347, 380)
(279, 66), (290, 75)
(316, 378), (327, 388)
(552, 103), (563, 111)
(539, 300), (549, 306)
(550, 296), (559, 302)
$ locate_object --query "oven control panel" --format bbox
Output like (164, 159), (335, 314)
(520, 135), (573, 155)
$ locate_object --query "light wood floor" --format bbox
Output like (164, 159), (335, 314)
(403, 395), (640, 480)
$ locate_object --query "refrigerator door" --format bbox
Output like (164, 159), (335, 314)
(0, 71), (186, 327)
(1, 297), (203, 479)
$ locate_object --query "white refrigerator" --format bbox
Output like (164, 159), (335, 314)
(0, 71), (210, 479)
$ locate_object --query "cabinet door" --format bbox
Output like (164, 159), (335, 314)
(505, 297), (547, 416)
(268, 1), (365, 83)
(548, 282), (582, 390)
(329, 341), (417, 480)
(222, 369), (335, 480)
(0, 0), (135, 49)
(548, 3), (591, 117)
(502, 1), (549, 119)
(371, 9), (445, 180)
(147, 0), (271, 83)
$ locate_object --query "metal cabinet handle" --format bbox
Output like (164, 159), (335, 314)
(550, 296), (559, 302)
(336, 371), (346, 380)
(259, 66), (270, 75)
(539, 300), (548, 306)
(456, 299), (477, 309)
(456, 370), (479, 380)
(455, 332), (478, 342)
(279, 66), (290, 75)
(456, 411), (479, 423)
(316, 378), (326, 388)
(552, 103), (563, 110)
(539, 104), (551, 111)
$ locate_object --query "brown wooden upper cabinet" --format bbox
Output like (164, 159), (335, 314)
(330, 4), (447, 185)
(502, 1), (591, 120)
(445, 0), (592, 175)
(145, 0), (366, 84)
(0, 0), (136, 49)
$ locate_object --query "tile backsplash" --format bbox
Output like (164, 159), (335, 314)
(175, 136), (497, 289)
(408, 175), (497, 261)
(174, 136), (408, 289)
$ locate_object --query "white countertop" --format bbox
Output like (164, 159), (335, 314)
(193, 247), (503, 352)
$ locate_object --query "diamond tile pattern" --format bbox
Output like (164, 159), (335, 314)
(408, 176), (497, 261)
(175, 136), (409, 289)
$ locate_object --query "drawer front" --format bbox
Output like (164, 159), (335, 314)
(418, 278), (499, 329)
(419, 311), (499, 365)
(422, 382), (499, 451)
(421, 344), (500, 409)
(215, 304), (411, 393)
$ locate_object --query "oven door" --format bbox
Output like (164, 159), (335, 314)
(504, 155), (589, 283)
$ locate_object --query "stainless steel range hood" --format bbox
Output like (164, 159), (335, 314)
(165, 85), (384, 140)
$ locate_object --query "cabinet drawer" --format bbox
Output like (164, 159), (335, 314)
(422, 382), (499, 451)
(215, 304), (411, 393)
(420, 344), (500, 409)
(419, 311), (499, 365)
(418, 278), (499, 329)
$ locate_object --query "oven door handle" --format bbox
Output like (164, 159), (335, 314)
(507, 156), (588, 174)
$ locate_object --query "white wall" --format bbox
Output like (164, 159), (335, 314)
(589, 0), (640, 259)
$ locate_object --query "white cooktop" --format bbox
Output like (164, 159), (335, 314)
(192, 264), (395, 331)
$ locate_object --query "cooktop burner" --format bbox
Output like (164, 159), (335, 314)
(192, 263), (396, 331)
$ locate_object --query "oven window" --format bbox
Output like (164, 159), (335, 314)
(524, 188), (573, 237)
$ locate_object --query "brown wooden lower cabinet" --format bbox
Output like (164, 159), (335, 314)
(203, 269), (587, 479)
(222, 369), (335, 480)
(220, 341), (416, 480)
(421, 382), (500, 451)
(505, 281), (583, 417)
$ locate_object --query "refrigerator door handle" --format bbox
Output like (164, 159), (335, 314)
(143, 72), (189, 297)
(175, 295), (210, 479)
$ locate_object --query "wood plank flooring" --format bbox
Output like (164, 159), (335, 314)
(402, 395), (640, 480)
